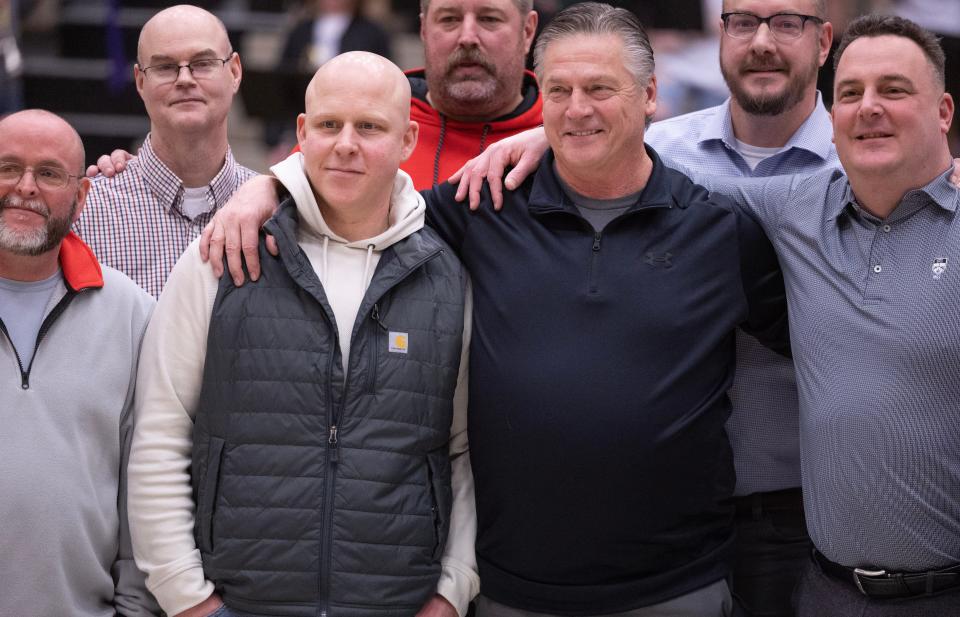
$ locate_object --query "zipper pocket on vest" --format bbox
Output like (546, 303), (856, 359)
(199, 437), (226, 553)
(426, 452), (446, 561)
(368, 303), (388, 394)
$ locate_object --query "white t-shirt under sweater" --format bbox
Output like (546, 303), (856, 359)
(127, 157), (478, 616)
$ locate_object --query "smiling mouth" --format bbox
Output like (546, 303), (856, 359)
(326, 168), (363, 174)
(566, 129), (602, 137)
(856, 132), (893, 140)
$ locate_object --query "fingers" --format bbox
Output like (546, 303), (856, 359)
(96, 154), (117, 177)
(222, 216), (246, 287)
(85, 164), (99, 178)
(241, 229), (260, 282)
(265, 234), (279, 257)
(111, 149), (132, 173)
(206, 220), (226, 278)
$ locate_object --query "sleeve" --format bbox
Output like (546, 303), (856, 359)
(113, 298), (162, 617)
(674, 166), (804, 239)
(126, 240), (220, 616)
(422, 183), (474, 254)
(435, 280), (480, 616)
(732, 202), (790, 356)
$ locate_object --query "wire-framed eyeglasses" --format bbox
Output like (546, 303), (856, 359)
(0, 161), (81, 190)
(139, 53), (236, 84)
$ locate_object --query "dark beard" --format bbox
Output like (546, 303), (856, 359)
(721, 53), (819, 117)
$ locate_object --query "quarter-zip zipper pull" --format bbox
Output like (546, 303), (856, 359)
(593, 232), (602, 252)
(328, 424), (339, 463)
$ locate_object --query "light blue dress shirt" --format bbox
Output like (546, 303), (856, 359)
(645, 94), (839, 496)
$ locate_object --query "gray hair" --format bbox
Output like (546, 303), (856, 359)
(420, 0), (533, 17)
(533, 2), (654, 87)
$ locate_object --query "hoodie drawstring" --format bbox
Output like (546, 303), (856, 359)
(362, 244), (375, 291)
(321, 235), (329, 284)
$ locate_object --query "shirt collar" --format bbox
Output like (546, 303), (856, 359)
(136, 133), (244, 217)
(702, 92), (835, 162)
(833, 167), (959, 221)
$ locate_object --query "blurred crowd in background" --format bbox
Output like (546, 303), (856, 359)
(0, 0), (956, 171)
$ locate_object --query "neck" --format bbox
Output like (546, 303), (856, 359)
(150, 126), (229, 188)
(426, 91), (523, 123)
(0, 247), (59, 282)
(729, 90), (817, 148)
(848, 154), (953, 219)
(318, 192), (392, 242)
(556, 150), (654, 200)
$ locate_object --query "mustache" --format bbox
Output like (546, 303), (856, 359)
(741, 59), (787, 73)
(445, 47), (496, 76)
(0, 194), (49, 217)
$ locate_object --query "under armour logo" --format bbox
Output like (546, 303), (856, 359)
(644, 252), (673, 268)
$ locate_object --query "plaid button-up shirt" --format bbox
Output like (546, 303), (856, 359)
(74, 134), (257, 298)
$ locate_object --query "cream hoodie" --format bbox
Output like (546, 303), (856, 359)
(128, 156), (477, 616)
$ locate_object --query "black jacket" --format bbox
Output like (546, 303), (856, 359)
(424, 147), (787, 614)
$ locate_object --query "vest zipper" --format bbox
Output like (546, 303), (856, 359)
(319, 325), (338, 617)
(0, 291), (77, 389)
(367, 303), (389, 393)
(318, 247), (445, 616)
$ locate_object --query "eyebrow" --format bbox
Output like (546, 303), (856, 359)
(147, 49), (221, 63)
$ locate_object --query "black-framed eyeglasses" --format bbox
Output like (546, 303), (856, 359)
(721, 12), (823, 42)
(0, 161), (81, 190)
(138, 53), (236, 84)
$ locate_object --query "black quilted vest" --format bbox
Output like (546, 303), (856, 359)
(191, 198), (466, 617)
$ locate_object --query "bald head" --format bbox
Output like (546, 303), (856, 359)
(0, 109), (86, 174)
(137, 5), (231, 65)
(305, 52), (411, 123)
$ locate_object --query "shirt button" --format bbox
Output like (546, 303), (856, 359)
(882, 224), (891, 232)
(873, 265), (882, 273)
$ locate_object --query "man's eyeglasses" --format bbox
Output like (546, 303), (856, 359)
(721, 12), (823, 42)
(0, 162), (81, 190)
(139, 53), (235, 84)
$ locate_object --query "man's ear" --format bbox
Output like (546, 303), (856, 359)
(939, 92), (955, 134)
(522, 10), (539, 54)
(401, 120), (420, 162)
(73, 177), (92, 223)
(296, 113), (308, 148)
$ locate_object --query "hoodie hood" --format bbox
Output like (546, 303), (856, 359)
(271, 152), (426, 251)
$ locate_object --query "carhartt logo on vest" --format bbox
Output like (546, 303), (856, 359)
(389, 332), (409, 354)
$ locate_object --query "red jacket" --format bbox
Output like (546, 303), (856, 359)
(404, 68), (543, 189)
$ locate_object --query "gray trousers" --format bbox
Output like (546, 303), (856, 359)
(794, 558), (960, 616)
(475, 579), (732, 617)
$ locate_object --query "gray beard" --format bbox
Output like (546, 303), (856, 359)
(0, 199), (77, 256)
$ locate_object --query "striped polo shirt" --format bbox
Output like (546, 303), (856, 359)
(74, 134), (256, 297)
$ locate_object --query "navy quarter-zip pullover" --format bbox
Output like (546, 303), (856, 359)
(424, 147), (787, 615)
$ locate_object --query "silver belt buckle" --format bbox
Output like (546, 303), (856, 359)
(853, 567), (888, 595)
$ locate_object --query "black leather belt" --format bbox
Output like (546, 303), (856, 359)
(813, 550), (960, 598)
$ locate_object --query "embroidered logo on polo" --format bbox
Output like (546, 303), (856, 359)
(644, 252), (673, 268)
(388, 331), (409, 354)
(932, 257), (948, 280)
